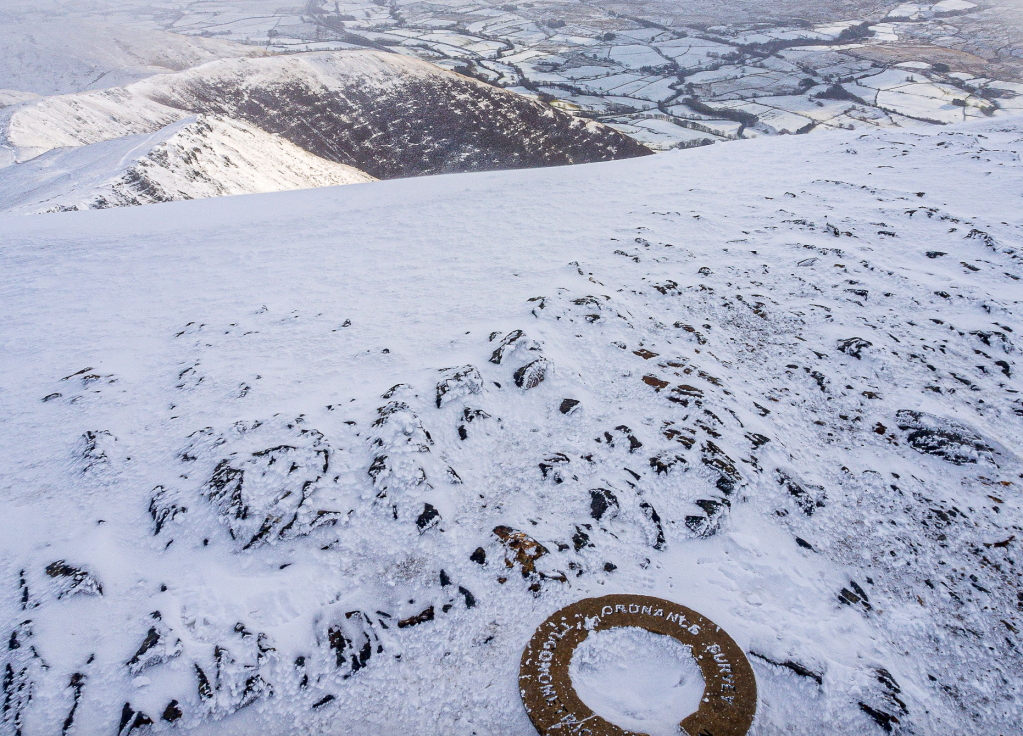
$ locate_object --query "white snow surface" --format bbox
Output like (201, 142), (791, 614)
(1, 119), (1022, 735)
(0, 20), (264, 97)
(569, 627), (705, 736)
(0, 115), (375, 215)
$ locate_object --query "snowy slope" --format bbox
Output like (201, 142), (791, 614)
(1, 88), (186, 165)
(0, 115), (374, 215)
(1, 119), (1021, 736)
(0, 20), (265, 97)
(1, 50), (650, 176)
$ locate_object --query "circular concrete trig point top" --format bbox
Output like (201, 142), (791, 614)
(519, 594), (757, 736)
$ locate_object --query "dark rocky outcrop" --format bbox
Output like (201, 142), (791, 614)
(895, 410), (1003, 465)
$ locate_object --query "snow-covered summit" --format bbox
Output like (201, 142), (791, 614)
(0, 115), (374, 215)
(1, 119), (1021, 735)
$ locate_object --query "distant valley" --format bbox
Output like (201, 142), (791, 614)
(0, 45), (649, 214)
(2, 0), (1023, 212)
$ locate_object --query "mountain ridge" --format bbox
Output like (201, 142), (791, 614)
(0, 114), (374, 215)
(2, 50), (652, 178)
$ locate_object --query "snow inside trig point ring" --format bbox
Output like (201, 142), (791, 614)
(519, 594), (757, 736)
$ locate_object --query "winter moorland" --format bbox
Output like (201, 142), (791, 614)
(1, 1), (1023, 735)
(2, 119), (1022, 735)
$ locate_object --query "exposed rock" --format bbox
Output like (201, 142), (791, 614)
(398, 607), (435, 629)
(436, 365), (483, 408)
(745, 432), (771, 448)
(895, 410), (1003, 465)
(775, 469), (826, 515)
(969, 330), (1012, 352)
(838, 580), (872, 612)
(327, 611), (381, 677)
(514, 358), (552, 389)
(369, 403), (432, 493)
(642, 374), (670, 390)
(416, 503), (441, 532)
(489, 330), (528, 364)
(457, 586), (477, 609)
(80, 430), (115, 472)
(126, 612), (182, 675)
(3, 620), (41, 736)
(685, 497), (729, 537)
(148, 485), (187, 536)
(668, 384), (704, 403)
(614, 425), (643, 452)
(539, 453), (570, 483)
(161, 700), (182, 723)
(639, 501), (666, 550)
(837, 337), (872, 359)
(312, 695), (335, 709)
(45, 560), (103, 599)
(589, 488), (620, 522)
(199, 643), (273, 713)
(649, 452), (686, 475)
(701, 441), (741, 488)
(183, 423), (345, 549)
(195, 664), (213, 701)
(62, 672), (86, 736)
(559, 398), (580, 414)
(493, 526), (549, 578)
(674, 323), (708, 344)
(572, 526), (592, 551)
(749, 652), (823, 686)
(458, 407), (491, 439)
(118, 703), (154, 736)
(857, 667), (908, 733)
(662, 423), (697, 449)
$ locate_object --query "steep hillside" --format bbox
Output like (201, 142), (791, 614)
(2, 50), (651, 177)
(0, 115), (374, 215)
(1, 120), (1021, 735)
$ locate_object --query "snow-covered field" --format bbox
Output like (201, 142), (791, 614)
(2, 118), (1022, 735)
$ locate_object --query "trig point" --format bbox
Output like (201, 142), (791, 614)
(519, 594), (757, 736)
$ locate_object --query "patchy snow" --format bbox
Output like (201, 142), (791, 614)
(0, 115), (375, 215)
(887, 1), (976, 20)
(606, 117), (716, 151)
(604, 45), (673, 71)
(1, 118), (1022, 736)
